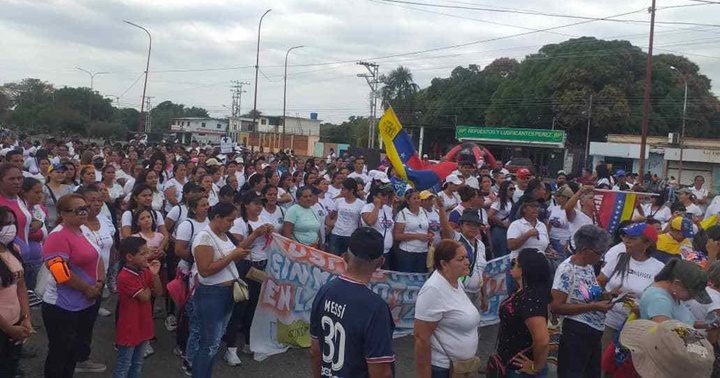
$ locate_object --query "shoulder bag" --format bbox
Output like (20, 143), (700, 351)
(433, 334), (482, 377)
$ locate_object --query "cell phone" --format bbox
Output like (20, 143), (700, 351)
(611, 292), (630, 304)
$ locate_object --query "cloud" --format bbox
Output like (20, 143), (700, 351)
(1, 0), (718, 123)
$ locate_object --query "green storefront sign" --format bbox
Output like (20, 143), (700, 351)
(455, 126), (566, 147)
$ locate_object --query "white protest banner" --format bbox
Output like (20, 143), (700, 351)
(249, 235), (426, 359)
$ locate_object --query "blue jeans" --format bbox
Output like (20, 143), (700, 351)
(431, 365), (450, 378)
(113, 341), (147, 378)
(491, 226), (509, 258)
(328, 234), (351, 256)
(192, 284), (234, 378)
(507, 365), (549, 378)
(185, 294), (200, 366)
(394, 249), (427, 273)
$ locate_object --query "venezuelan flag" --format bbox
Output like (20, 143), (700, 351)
(597, 190), (637, 233)
(378, 107), (456, 190)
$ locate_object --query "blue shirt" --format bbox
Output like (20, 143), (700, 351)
(310, 276), (395, 378)
(639, 286), (695, 324)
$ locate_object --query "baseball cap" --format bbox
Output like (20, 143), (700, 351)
(556, 170), (567, 176)
(555, 184), (574, 198)
(235, 157), (245, 164)
(516, 168), (532, 179)
(615, 169), (626, 178)
(444, 174), (463, 186)
(205, 158), (221, 167)
(348, 227), (385, 261)
(621, 223), (658, 243)
(620, 319), (713, 378)
(418, 190), (436, 200)
(670, 216), (695, 238)
(47, 163), (67, 174)
(671, 259), (712, 304)
(459, 209), (483, 225)
(92, 154), (104, 161)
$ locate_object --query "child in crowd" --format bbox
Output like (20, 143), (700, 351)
(113, 236), (163, 378)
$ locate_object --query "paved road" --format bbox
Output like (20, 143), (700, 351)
(21, 300), (499, 377)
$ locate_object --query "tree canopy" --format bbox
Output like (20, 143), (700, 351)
(0, 78), (209, 138)
(375, 37), (720, 146)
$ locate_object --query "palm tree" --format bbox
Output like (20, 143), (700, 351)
(381, 66), (419, 123)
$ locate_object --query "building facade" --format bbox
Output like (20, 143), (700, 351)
(170, 117), (228, 145)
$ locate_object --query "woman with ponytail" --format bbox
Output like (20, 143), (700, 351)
(596, 222), (664, 352)
(328, 178), (364, 255)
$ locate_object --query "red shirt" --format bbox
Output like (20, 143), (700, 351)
(116, 267), (155, 346)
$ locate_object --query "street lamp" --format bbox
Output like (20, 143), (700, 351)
(670, 65), (689, 185)
(123, 20), (152, 135)
(282, 45), (304, 149)
(75, 67), (108, 122)
(251, 9), (272, 136)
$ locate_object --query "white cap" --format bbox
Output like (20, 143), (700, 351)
(444, 174), (463, 186)
(373, 172), (390, 184)
(235, 157), (245, 164)
(205, 158), (221, 166)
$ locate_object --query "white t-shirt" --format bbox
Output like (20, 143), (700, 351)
(106, 182), (124, 202)
(121, 209), (165, 230)
(123, 177), (136, 196)
(331, 198), (365, 237)
(191, 229), (239, 285)
(604, 242), (626, 263)
(568, 209), (594, 246)
(601, 253), (665, 330)
(81, 218), (116, 271)
(685, 202), (703, 219)
(513, 188), (525, 203)
(438, 191), (460, 211)
(230, 218), (271, 261)
(490, 200), (513, 225)
(176, 218), (208, 244)
(706, 196), (720, 219)
(639, 203), (672, 224)
(327, 185), (341, 199)
(396, 207), (430, 253)
(361, 203), (394, 254)
(234, 171), (246, 190)
(415, 270), (481, 369)
(506, 218), (549, 258)
(686, 287), (720, 331)
(260, 206), (285, 233)
(547, 204), (571, 240)
(453, 231), (487, 294)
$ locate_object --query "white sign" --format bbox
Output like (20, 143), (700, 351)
(220, 136), (234, 154)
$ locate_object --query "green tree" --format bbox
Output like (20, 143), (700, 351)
(381, 66), (419, 124)
(320, 116), (369, 146)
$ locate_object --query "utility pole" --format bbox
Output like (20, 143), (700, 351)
(638, 0), (657, 184)
(229, 81), (249, 140)
(251, 9), (272, 135)
(670, 66), (688, 185)
(283, 45), (304, 150)
(75, 67), (108, 122)
(357, 61), (380, 149)
(584, 94), (593, 169)
(145, 96), (153, 133)
(123, 20), (152, 136)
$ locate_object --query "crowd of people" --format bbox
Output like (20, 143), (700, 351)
(0, 134), (718, 378)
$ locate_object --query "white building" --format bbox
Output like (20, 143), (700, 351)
(170, 117), (228, 145)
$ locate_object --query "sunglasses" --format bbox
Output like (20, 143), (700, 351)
(63, 206), (89, 215)
(508, 187), (516, 191)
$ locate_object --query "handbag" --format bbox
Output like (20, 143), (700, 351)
(206, 230), (250, 303)
(433, 335), (482, 377)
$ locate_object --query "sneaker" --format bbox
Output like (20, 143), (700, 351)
(74, 360), (107, 373)
(97, 307), (112, 317)
(223, 349), (242, 366)
(165, 315), (178, 331)
(241, 344), (252, 355)
(144, 344), (155, 358)
(181, 361), (192, 376)
(27, 290), (42, 307)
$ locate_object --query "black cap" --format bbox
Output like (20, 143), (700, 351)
(348, 227), (384, 261)
(459, 209), (483, 225)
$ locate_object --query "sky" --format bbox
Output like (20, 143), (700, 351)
(1, 0), (719, 124)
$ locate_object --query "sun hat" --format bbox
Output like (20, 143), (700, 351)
(620, 319), (713, 378)
(671, 259), (712, 304)
(444, 174), (463, 186)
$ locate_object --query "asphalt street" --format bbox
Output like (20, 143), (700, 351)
(20, 299), (499, 378)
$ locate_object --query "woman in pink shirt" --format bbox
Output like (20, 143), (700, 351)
(0, 163), (32, 264)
